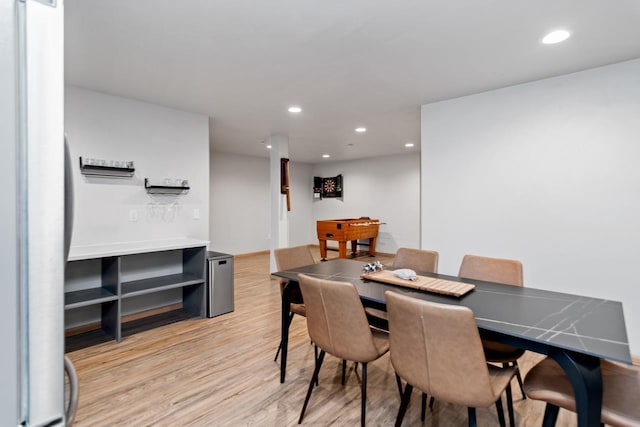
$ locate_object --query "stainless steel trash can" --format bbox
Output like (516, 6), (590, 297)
(206, 251), (234, 317)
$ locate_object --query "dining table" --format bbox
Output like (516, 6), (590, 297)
(272, 258), (632, 427)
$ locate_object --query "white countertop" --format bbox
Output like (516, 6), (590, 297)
(68, 238), (209, 261)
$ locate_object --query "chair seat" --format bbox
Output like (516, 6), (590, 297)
(365, 307), (388, 320)
(290, 302), (306, 316)
(524, 357), (640, 427)
(486, 364), (517, 405)
(364, 307), (390, 332)
(482, 339), (525, 362)
(370, 328), (390, 355)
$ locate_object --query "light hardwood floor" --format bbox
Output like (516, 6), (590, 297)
(67, 249), (580, 426)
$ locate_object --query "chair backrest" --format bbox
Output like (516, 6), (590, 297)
(458, 254), (523, 286)
(274, 245), (315, 290)
(298, 274), (382, 363)
(274, 245), (315, 272)
(386, 291), (498, 408)
(392, 248), (439, 273)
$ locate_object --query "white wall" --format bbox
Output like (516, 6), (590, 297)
(209, 152), (315, 253)
(313, 153), (421, 254)
(209, 152), (270, 254)
(421, 59), (640, 352)
(65, 86), (210, 247)
(208, 151), (419, 254)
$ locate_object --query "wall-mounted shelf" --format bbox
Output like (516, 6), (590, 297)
(80, 157), (135, 177)
(145, 178), (190, 194)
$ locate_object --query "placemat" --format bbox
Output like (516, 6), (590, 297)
(361, 270), (475, 297)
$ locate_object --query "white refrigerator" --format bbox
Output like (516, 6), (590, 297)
(1, 0), (67, 425)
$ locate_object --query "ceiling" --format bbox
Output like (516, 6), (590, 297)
(65, 1), (640, 164)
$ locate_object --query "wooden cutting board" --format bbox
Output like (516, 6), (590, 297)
(361, 270), (475, 297)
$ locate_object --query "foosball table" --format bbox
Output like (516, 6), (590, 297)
(316, 218), (381, 260)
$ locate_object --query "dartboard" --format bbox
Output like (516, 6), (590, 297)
(323, 179), (336, 193)
(321, 176), (342, 198)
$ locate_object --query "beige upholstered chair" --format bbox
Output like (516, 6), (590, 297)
(387, 291), (516, 427)
(458, 254), (523, 287)
(459, 254), (526, 399)
(393, 247), (439, 272)
(365, 248), (439, 329)
(297, 274), (389, 426)
(523, 357), (640, 427)
(273, 245), (315, 361)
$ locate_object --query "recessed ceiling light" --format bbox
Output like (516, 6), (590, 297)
(542, 30), (571, 45)
(288, 106), (302, 113)
(355, 127), (367, 133)
(322, 154), (330, 158)
(404, 143), (415, 148)
(266, 145), (272, 149)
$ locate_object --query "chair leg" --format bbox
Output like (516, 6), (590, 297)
(513, 361), (526, 400)
(314, 345), (319, 386)
(502, 361), (526, 400)
(274, 312), (295, 362)
(394, 383), (413, 427)
(495, 396), (506, 427)
(342, 359), (347, 385)
(421, 393), (427, 421)
(429, 396), (435, 410)
(506, 383), (515, 427)
(541, 403), (560, 427)
(298, 350), (325, 424)
(273, 342), (282, 362)
(361, 363), (368, 427)
(395, 373), (403, 399)
(468, 407), (477, 427)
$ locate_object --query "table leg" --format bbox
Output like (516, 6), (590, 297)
(350, 240), (357, 255)
(280, 282), (293, 383)
(338, 241), (347, 258)
(319, 239), (327, 260)
(368, 237), (377, 256)
(549, 349), (602, 427)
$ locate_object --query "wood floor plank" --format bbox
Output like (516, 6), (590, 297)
(67, 249), (580, 426)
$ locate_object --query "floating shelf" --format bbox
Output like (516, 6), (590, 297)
(80, 157), (135, 177)
(145, 178), (190, 194)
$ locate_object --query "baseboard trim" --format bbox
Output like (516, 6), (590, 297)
(234, 249), (270, 259)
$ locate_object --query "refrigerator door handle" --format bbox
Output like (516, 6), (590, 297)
(64, 135), (74, 260)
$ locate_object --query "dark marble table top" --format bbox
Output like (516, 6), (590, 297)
(273, 258), (631, 364)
